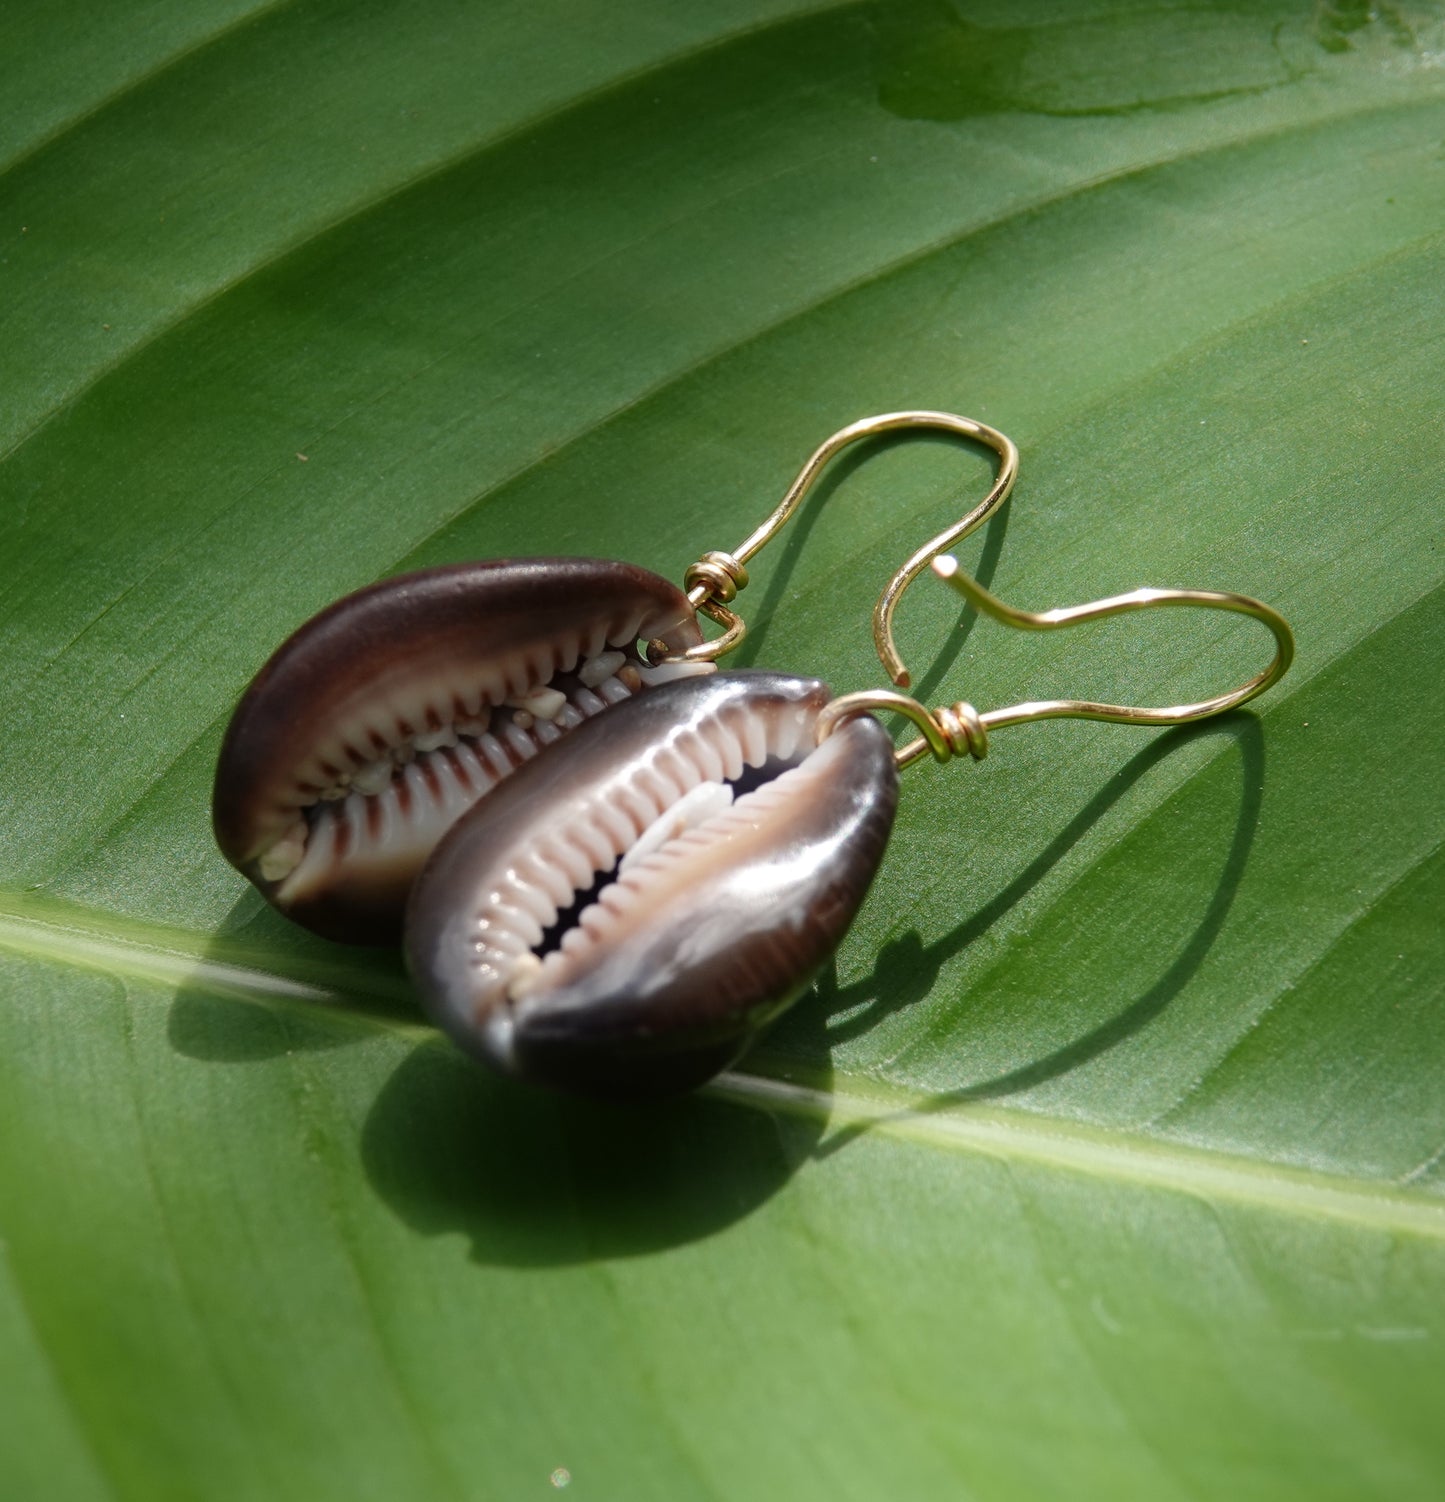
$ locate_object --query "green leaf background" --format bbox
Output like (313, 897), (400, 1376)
(2, 1), (1443, 1497)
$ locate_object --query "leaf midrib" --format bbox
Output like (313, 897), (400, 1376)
(714, 1073), (1445, 1241)
(4, 892), (1442, 1239)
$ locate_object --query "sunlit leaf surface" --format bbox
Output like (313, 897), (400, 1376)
(2, 2), (1443, 1496)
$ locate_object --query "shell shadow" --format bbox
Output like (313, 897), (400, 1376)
(359, 1007), (832, 1267)
(169, 715), (1254, 1261)
(169, 885), (830, 1265)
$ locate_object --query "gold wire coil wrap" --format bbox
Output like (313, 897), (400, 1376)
(651, 412), (1018, 671)
(684, 551), (749, 604)
(935, 700), (990, 761)
(816, 691), (991, 768)
(818, 554), (1296, 770)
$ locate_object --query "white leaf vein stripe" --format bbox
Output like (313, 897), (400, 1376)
(2, 901), (1442, 1239)
(714, 1074), (1445, 1243)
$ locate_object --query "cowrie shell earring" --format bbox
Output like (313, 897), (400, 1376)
(399, 434), (1294, 1096)
(212, 413), (1016, 942)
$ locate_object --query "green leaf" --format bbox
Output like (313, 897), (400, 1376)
(3, 1), (1443, 1496)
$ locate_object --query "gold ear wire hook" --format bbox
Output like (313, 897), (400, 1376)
(818, 554), (1295, 769)
(652, 411), (1018, 669)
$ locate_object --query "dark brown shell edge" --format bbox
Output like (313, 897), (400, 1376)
(212, 557), (703, 943)
(405, 670), (900, 1097)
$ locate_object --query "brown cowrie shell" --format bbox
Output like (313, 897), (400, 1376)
(213, 558), (708, 944)
(405, 671), (899, 1097)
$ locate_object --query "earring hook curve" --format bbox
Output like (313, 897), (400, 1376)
(818, 554), (1295, 769)
(932, 553), (1295, 729)
(655, 411), (1018, 675)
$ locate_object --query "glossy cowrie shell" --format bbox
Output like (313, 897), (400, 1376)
(405, 671), (899, 1096)
(212, 558), (707, 942)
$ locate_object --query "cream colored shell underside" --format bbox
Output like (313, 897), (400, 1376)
(463, 697), (834, 1011)
(271, 617), (710, 898)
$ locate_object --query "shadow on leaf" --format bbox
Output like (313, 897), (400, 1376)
(167, 714), (1257, 1257)
(360, 1009), (832, 1267)
(807, 714), (1264, 1155)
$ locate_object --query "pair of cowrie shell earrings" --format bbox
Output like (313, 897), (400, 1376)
(213, 411), (1294, 1096)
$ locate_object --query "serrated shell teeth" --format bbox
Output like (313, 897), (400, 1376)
(507, 952), (545, 1002)
(618, 781), (734, 875)
(214, 560), (711, 944)
(507, 686), (567, 721)
(635, 658), (714, 687)
(257, 821), (308, 882)
(406, 673), (901, 1096)
(352, 759), (394, 796)
(578, 650), (627, 688)
(502, 720), (538, 761)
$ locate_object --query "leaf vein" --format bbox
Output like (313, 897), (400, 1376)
(1152, 833), (1445, 1124)
(0, 0), (861, 471)
(2, 900), (1442, 1237)
(0, 0), (305, 181)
